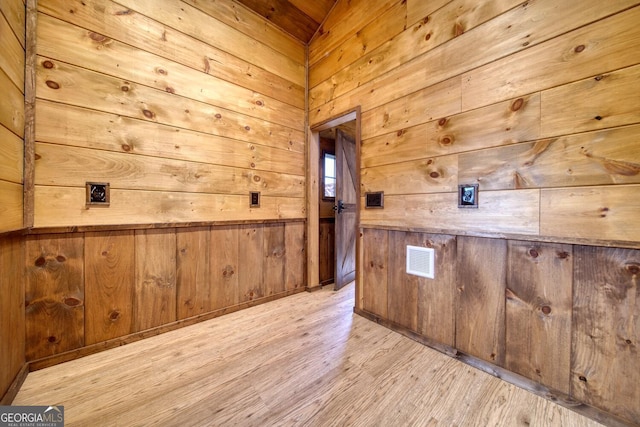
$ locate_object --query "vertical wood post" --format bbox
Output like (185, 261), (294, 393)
(306, 43), (320, 290)
(23, 0), (37, 228)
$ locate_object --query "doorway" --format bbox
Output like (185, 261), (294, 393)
(308, 109), (360, 292)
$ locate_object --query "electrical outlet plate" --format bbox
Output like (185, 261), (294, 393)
(86, 182), (110, 206)
(250, 191), (260, 208)
(365, 191), (384, 208)
(458, 184), (478, 208)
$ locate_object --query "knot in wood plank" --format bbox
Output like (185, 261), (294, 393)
(46, 80), (60, 90)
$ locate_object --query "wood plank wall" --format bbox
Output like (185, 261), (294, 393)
(362, 229), (640, 424)
(319, 137), (335, 284)
(0, 234), (26, 403)
(7, 0), (310, 374)
(309, 0), (640, 244)
(0, 0), (26, 403)
(33, 0), (306, 227)
(0, 0), (25, 232)
(310, 0), (640, 424)
(319, 218), (335, 284)
(25, 222), (305, 363)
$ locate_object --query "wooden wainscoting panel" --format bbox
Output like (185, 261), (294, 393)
(284, 221), (305, 291)
(133, 229), (177, 331)
(21, 222), (309, 365)
(417, 233), (457, 348)
(506, 240), (573, 393)
(319, 218), (335, 284)
(456, 236), (507, 366)
(572, 246), (640, 425)
(263, 223), (286, 297)
(25, 234), (85, 361)
(0, 234), (25, 398)
(210, 225), (240, 311)
(177, 227), (211, 320)
(362, 228), (388, 318)
(84, 231), (135, 345)
(238, 224), (265, 302)
(387, 231), (418, 332)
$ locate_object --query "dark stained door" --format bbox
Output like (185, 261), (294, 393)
(334, 129), (357, 291)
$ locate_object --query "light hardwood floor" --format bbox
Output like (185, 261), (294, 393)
(14, 283), (602, 426)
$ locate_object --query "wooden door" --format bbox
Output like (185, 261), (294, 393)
(334, 129), (357, 290)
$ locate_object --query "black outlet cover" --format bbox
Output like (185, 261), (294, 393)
(86, 182), (110, 206)
(458, 184), (478, 208)
(365, 191), (384, 208)
(250, 191), (260, 208)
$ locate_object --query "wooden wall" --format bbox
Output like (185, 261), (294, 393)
(361, 229), (640, 424)
(0, 0), (24, 232)
(311, 0), (640, 424)
(319, 218), (335, 284)
(319, 137), (335, 284)
(24, 222), (305, 363)
(33, 0), (306, 227)
(0, 0), (25, 403)
(0, 234), (26, 403)
(309, 0), (640, 244)
(2, 0), (311, 377)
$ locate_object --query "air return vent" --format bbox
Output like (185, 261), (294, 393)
(406, 245), (435, 279)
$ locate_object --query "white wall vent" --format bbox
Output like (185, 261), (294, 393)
(406, 245), (435, 279)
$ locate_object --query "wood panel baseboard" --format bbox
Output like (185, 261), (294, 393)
(0, 363), (28, 405)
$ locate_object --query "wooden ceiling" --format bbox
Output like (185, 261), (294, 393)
(236, 0), (337, 43)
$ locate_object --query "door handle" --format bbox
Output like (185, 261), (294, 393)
(333, 200), (345, 214)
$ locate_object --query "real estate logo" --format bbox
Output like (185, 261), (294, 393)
(0, 406), (64, 427)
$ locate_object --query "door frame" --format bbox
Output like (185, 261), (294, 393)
(308, 107), (361, 298)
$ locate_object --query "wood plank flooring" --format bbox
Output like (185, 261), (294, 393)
(13, 283), (602, 426)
